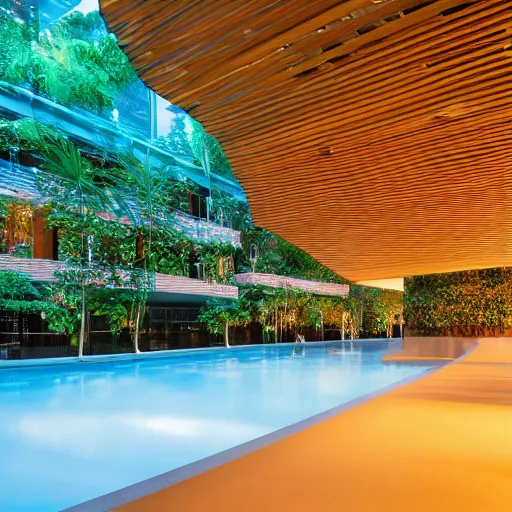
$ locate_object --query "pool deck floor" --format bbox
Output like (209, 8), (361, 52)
(115, 338), (512, 512)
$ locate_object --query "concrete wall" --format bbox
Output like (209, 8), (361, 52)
(391, 336), (478, 360)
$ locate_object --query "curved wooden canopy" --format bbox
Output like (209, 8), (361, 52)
(100, 0), (512, 284)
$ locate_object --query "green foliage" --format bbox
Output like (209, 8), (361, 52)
(165, 179), (191, 213)
(48, 212), (138, 266)
(47, 204), (238, 283)
(188, 118), (235, 181)
(0, 271), (72, 333)
(0, 15), (32, 87)
(154, 115), (195, 162)
(87, 289), (141, 335)
(199, 285), (363, 342)
(147, 224), (193, 276)
(0, 197), (8, 217)
(51, 11), (107, 42)
(0, 11), (137, 114)
(45, 305), (78, 336)
(47, 263), (150, 337)
(198, 298), (252, 335)
(210, 188), (252, 230)
(0, 116), (52, 154)
(0, 271), (41, 300)
(38, 132), (114, 215)
(196, 241), (237, 284)
(404, 269), (512, 336)
(351, 285), (403, 337)
(241, 228), (346, 283)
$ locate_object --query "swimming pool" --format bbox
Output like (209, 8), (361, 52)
(0, 341), (436, 511)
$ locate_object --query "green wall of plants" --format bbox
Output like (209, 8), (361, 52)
(404, 268), (512, 336)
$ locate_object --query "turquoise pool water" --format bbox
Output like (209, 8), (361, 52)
(0, 341), (435, 511)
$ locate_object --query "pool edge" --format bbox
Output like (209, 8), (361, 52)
(61, 343), (473, 512)
(0, 338), (401, 370)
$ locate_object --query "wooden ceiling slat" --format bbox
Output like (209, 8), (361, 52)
(234, 110), (512, 175)
(286, 0), (476, 75)
(100, 0), (512, 281)
(204, 4), (511, 134)
(163, 0), (476, 114)
(197, 18), (510, 141)
(290, 0), (425, 55)
(225, 85), (512, 169)
(208, 26), (509, 134)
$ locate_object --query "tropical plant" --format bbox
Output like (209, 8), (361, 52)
(0, 271), (41, 301)
(0, 11), (137, 115)
(0, 270), (72, 337)
(199, 285), (365, 345)
(0, 14), (32, 88)
(196, 241), (236, 283)
(350, 285), (402, 338)
(37, 132), (113, 214)
(51, 11), (107, 42)
(240, 228), (346, 283)
(198, 298), (252, 347)
(35, 131), (116, 357)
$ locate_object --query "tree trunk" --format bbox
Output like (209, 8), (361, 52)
(341, 312), (345, 341)
(133, 301), (142, 353)
(78, 286), (86, 360)
(78, 189), (86, 361)
(18, 308), (23, 348)
(224, 320), (230, 348)
(135, 230), (145, 264)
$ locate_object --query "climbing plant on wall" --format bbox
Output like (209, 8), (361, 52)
(240, 228), (346, 283)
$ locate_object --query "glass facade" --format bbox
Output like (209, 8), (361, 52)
(0, 0), (250, 359)
(0, 0), (401, 361)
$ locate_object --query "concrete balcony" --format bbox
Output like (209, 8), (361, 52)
(174, 211), (241, 246)
(0, 254), (62, 282)
(0, 163), (241, 247)
(154, 273), (238, 299)
(234, 272), (349, 297)
(0, 255), (238, 300)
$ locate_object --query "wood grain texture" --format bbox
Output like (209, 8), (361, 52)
(99, 0), (512, 281)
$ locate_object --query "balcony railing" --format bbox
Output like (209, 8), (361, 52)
(0, 254), (63, 282)
(235, 273), (349, 297)
(0, 162), (241, 247)
(0, 255), (238, 299)
(174, 211), (241, 246)
(155, 274), (238, 299)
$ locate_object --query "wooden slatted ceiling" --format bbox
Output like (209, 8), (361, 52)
(100, 0), (512, 283)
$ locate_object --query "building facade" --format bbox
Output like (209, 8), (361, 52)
(0, 0), (404, 360)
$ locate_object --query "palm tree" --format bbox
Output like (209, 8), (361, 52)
(37, 130), (113, 360)
(114, 151), (173, 353)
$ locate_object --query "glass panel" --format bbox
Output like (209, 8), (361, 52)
(0, 0), (251, 359)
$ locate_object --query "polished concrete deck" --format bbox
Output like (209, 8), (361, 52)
(115, 338), (512, 512)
